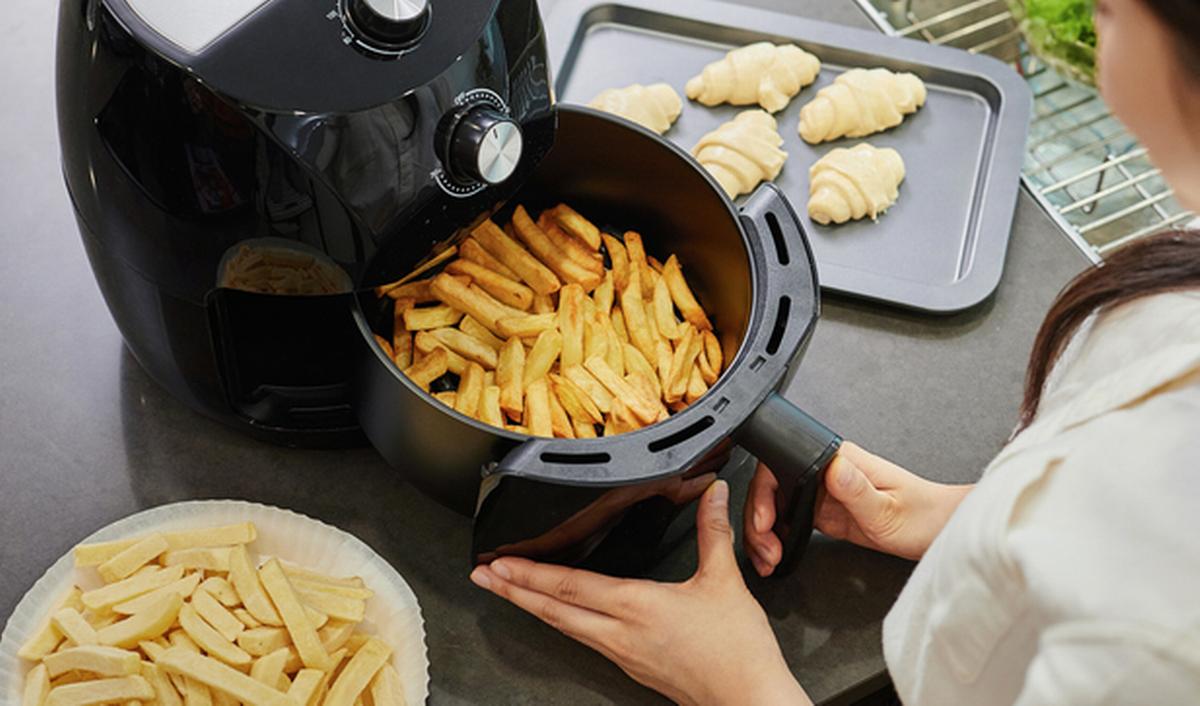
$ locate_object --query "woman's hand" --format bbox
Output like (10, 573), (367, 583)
(744, 442), (973, 574)
(470, 481), (812, 706)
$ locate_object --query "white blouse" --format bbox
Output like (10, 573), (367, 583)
(883, 291), (1200, 705)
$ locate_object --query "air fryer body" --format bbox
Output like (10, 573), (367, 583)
(57, 0), (555, 445)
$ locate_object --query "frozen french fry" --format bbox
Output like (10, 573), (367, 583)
(258, 559), (331, 671)
(44, 676), (154, 706)
(601, 234), (631, 292)
(177, 603), (251, 667)
(198, 577), (240, 608)
(558, 284), (585, 369)
(459, 316), (504, 351)
(75, 524), (257, 567)
(162, 547), (232, 573)
(496, 313), (556, 339)
(289, 669), (325, 706)
(548, 203), (602, 250)
(368, 663), (407, 706)
(236, 627), (291, 657)
(563, 365), (613, 414)
(44, 646), (141, 678)
(445, 259), (534, 310)
(156, 648), (293, 706)
(23, 663), (50, 706)
(228, 545), (282, 627)
(497, 337), (526, 420)
(250, 647), (290, 688)
(471, 218), (560, 295)
(662, 255), (712, 331)
(97, 594), (183, 650)
(403, 347), (449, 392)
(51, 609), (97, 647)
(460, 236), (520, 281)
(97, 535), (169, 584)
(82, 566), (184, 614)
(324, 638), (392, 706)
(142, 662), (182, 706)
(522, 329), (562, 388)
(524, 378), (553, 438)
(584, 356), (659, 425)
(512, 206), (602, 289)
(429, 328), (498, 369)
(191, 589), (244, 643)
(402, 304), (463, 332)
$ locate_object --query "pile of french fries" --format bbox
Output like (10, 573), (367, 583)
(19, 523), (407, 706)
(221, 245), (348, 296)
(373, 203), (725, 437)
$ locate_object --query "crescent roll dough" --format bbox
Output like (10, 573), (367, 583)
(588, 83), (683, 134)
(808, 143), (906, 225)
(798, 68), (927, 144)
(692, 110), (787, 199)
(686, 42), (821, 113)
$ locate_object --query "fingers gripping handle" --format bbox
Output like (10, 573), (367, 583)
(737, 392), (841, 575)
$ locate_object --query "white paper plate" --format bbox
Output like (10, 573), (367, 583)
(0, 500), (429, 704)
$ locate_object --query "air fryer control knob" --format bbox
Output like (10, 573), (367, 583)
(346, 0), (429, 49)
(448, 107), (524, 186)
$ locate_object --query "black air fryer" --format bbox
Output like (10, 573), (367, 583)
(59, 0), (842, 575)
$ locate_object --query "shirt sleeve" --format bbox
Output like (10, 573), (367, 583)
(1015, 620), (1200, 706)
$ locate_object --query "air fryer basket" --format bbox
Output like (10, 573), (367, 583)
(353, 106), (839, 573)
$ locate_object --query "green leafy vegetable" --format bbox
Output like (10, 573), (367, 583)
(1011, 0), (1097, 84)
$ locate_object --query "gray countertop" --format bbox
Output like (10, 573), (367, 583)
(0, 0), (1088, 703)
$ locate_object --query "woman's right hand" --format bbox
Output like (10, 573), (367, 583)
(743, 442), (973, 575)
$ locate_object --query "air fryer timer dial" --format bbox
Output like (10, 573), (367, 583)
(345, 0), (429, 49)
(447, 107), (524, 186)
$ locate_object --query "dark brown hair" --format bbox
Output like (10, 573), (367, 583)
(1018, 0), (1200, 432)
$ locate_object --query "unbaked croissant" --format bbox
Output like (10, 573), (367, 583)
(692, 110), (787, 199)
(808, 143), (906, 225)
(588, 83), (683, 134)
(686, 42), (821, 113)
(798, 68), (926, 144)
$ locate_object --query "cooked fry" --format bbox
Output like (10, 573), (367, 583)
(609, 397), (642, 434)
(429, 328), (498, 369)
(550, 374), (603, 425)
(546, 384), (575, 438)
(497, 337), (526, 420)
(531, 292), (555, 314)
(523, 329), (562, 387)
(686, 364), (709, 404)
(480, 385), (505, 427)
(622, 231), (654, 295)
(459, 316), (504, 351)
(454, 362), (485, 418)
(652, 276), (682, 340)
(592, 270), (614, 315)
(647, 255), (665, 273)
(496, 313), (557, 339)
(584, 356), (659, 425)
(44, 676), (154, 706)
(433, 391), (456, 408)
(623, 344), (662, 399)
(374, 245), (458, 297)
(625, 372), (661, 413)
(563, 365), (613, 414)
(374, 335), (393, 362)
(583, 318), (608, 367)
(461, 236), (520, 281)
(539, 214), (604, 273)
(611, 308), (629, 344)
(413, 332), (468, 376)
(429, 273), (514, 335)
(601, 234), (631, 291)
(703, 330), (724, 374)
(558, 284), (585, 369)
(619, 275), (657, 363)
(402, 305), (463, 332)
(378, 275), (465, 303)
(697, 349), (719, 386)
(392, 313), (414, 370)
(548, 203), (602, 250)
(667, 325), (704, 404)
(445, 259), (534, 310)
(662, 255), (712, 331)
(471, 218), (560, 295)
(403, 347), (449, 391)
(97, 534), (168, 583)
(524, 378), (553, 438)
(512, 206), (603, 289)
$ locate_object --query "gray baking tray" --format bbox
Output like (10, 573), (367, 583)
(545, 0), (1032, 313)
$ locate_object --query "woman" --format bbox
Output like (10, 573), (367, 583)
(470, 0), (1200, 702)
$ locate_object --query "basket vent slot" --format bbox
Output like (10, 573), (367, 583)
(648, 416), (714, 453)
(766, 296), (791, 355)
(541, 451), (611, 465)
(765, 211), (790, 266)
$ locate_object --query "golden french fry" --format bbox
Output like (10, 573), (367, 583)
(686, 364), (709, 404)
(413, 332), (468, 376)
(378, 278), (438, 303)
(97, 534), (168, 584)
(432, 390), (456, 409)
(548, 203), (602, 250)
(654, 340), (674, 394)
(460, 236), (520, 281)
(546, 384), (575, 438)
(157, 648), (293, 706)
(647, 255), (665, 273)
(258, 559), (331, 671)
(625, 372), (661, 413)
(429, 328), (498, 369)
(611, 308), (629, 344)
(82, 566), (184, 614)
(497, 337), (526, 420)
(496, 313), (557, 339)
(522, 329), (562, 388)
(619, 274), (657, 363)
(583, 318), (608, 366)
(429, 273), (515, 334)
(44, 646), (141, 678)
(45, 676), (154, 706)
(592, 270), (614, 316)
(531, 292), (556, 314)
(325, 638), (392, 706)
(563, 365), (613, 414)
(197, 577), (239, 608)
(75, 524), (257, 567)
(645, 266), (663, 302)
(373, 335), (393, 359)
(666, 325), (704, 404)
(523, 378), (553, 437)
(392, 322), (414, 371)
(459, 316), (504, 351)
(445, 259), (534, 310)
(702, 330), (724, 374)
(479, 385), (504, 428)
(191, 589), (244, 643)
(228, 545), (282, 627)
(558, 284), (585, 369)
(538, 214), (604, 274)
(511, 206), (602, 289)
(601, 234), (630, 292)
(609, 397), (642, 433)
(549, 374), (602, 425)
(601, 315), (625, 376)
(471, 218), (560, 295)
(402, 304), (462, 332)
(402, 347), (449, 391)
(697, 349), (719, 386)
(622, 231), (654, 295)
(662, 255), (712, 331)
(162, 547), (231, 573)
(584, 356), (659, 425)
(51, 609), (97, 647)
(622, 344), (662, 399)
(652, 276), (682, 340)
(573, 420), (598, 438)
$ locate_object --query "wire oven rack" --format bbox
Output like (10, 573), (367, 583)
(854, 0), (1195, 262)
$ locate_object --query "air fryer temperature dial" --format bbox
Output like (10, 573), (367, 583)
(447, 107), (524, 186)
(345, 0), (429, 50)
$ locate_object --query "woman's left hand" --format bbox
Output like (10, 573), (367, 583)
(469, 481), (812, 706)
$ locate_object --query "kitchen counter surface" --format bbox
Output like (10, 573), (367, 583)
(0, 0), (1089, 703)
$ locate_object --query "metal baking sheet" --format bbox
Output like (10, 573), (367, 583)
(545, 0), (1032, 313)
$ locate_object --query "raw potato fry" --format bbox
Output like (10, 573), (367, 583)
(402, 347), (449, 392)
(157, 648), (293, 706)
(98, 534), (169, 583)
(280, 564), (365, 589)
(75, 524), (257, 567)
(524, 378), (553, 438)
(23, 663), (50, 706)
(373, 335), (393, 359)
(601, 234), (631, 292)
(162, 547), (232, 573)
(445, 259), (534, 310)
(496, 313), (556, 339)
(402, 305), (462, 332)
(558, 284), (585, 369)
(289, 669), (325, 706)
(44, 646), (141, 678)
(546, 384), (575, 438)
(619, 274), (657, 363)
(51, 609), (97, 646)
(191, 588), (244, 643)
(295, 587), (366, 623)
(471, 218), (560, 295)
(584, 356), (660, 424)
(97, 594), (183, 649)
(413, 332), (468, 376)
(512, 206), (602, 289)
(652, 276), (682, 340)
(459, 316), (504, 351)
(142, 662), (182, 706)
(198, 577), (240, 608)
(177, 603), (251, 667)
(258, 559), (331, 671)
(250, 647), (290, 687)
(549, 203), (603, 250)
(228, 545), (282, 627)
(663, 255), (713, 331)
(563, 365), (613, 414)
(44, 676), (154, 706)
(550, 375), (602, 425)
(236, 627), (291, 657)
(460, 236), (520, 281)
(324, 638), (392, 706)
(82, 566), (184, 613)
(522, 329), (562, 387)
(480, 385), (504, 427)
(233, 609), (261, 629)
(497, 337), (526, 420)
(368, 663), (407, 706)
(686, 364), (709, 404)
(429, 328), (498, 369)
